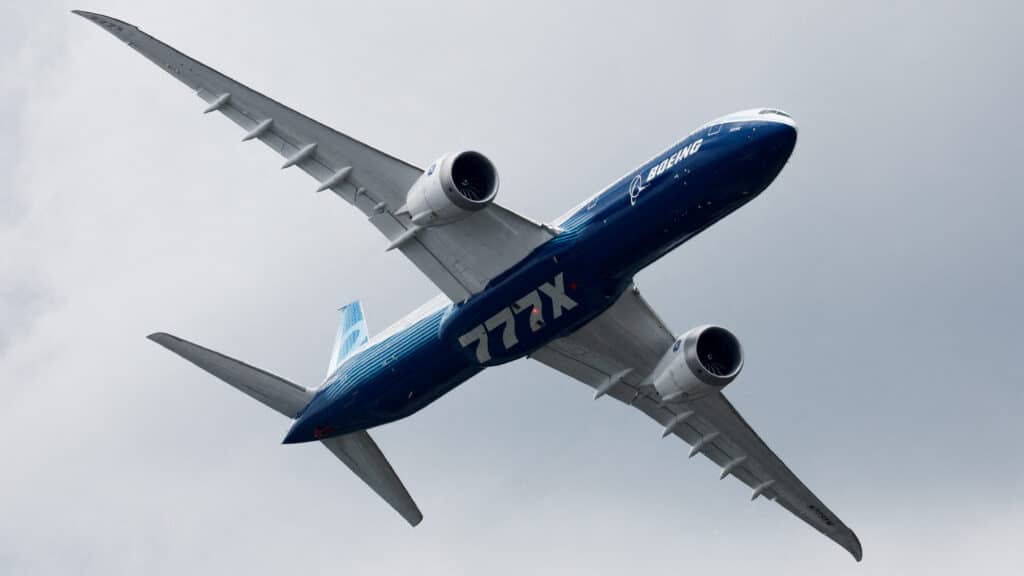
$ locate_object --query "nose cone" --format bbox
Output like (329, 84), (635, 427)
(759, 119), (798, 165)
(745, 117), (798, 192)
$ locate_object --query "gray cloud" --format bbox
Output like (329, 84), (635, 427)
(0, 283), (49, 356)
(0, 3), (66, 357)
(1, 0), (1021, 573)
(1, 2), (68, 226)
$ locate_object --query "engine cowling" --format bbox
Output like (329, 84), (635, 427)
(403, 151), (498, 226)
(652, 325), (743, 402)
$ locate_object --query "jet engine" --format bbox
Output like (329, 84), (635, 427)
(403, 151), (498, 226)
(652, 325), (743, 402)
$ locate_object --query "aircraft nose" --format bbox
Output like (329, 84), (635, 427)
(726, 115), (798, 198)
(759, 117), (797, 157)
(754, 108), (798, 136)
(751, 118), (798, 181)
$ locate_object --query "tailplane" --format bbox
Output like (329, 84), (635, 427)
(148, 330), (423, 525)
(322, 432), (423, 525)
(148, 332), (312, 417)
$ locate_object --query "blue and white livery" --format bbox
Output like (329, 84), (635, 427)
(76, 11), (861, 561)
(326, 302), (368, 378)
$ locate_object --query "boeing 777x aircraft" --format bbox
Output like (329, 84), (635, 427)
(76, 10), (861, 561)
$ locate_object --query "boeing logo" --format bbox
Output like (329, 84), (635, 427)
(630, 138), (704, 206)
(628, 174), (647, 206)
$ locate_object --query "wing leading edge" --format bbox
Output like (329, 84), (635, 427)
(73, 10), (553, 302)
(531, 286), (863, 561)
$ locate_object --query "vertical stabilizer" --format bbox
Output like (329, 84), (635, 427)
(327, 301), (369, 379)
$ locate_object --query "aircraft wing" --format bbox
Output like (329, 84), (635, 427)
(74, 11), (553, 302)
(531, 286), (863, 561)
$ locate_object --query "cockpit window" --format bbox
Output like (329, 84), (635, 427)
(759, 108), (791, 118)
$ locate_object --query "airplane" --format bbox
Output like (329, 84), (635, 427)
(74, 10), (862, 561)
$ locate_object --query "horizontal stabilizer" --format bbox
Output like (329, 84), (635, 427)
(322, 432), (423, 526)
(148, 332), (312, 418)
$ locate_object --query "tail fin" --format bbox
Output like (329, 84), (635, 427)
(326, 301), (369, 379)
(148, 332), (312, 417)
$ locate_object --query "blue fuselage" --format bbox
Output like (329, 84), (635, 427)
(284, 111), (798, 443)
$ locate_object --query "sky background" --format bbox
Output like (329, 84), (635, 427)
(2, 1), (1022, 573)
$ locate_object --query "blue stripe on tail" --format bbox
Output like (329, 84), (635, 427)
(326, 301), (369, 379)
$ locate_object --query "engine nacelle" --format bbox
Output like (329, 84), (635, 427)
(651, 325), (744, 402)
(403, 151), (498, 226)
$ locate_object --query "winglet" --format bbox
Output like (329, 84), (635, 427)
(72, 10), (142, 43)
(849, 534), (864, 562)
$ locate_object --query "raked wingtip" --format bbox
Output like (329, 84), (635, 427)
(71, 10), (140, 37)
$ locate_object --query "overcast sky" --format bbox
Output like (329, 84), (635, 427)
(2, 1), (1022, 574)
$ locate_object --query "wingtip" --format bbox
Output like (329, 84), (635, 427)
(147, 332), (176, 345)
(843, 530), (864, 562)
(70, 9), (107, 21)
(71, 10), (139, 37)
